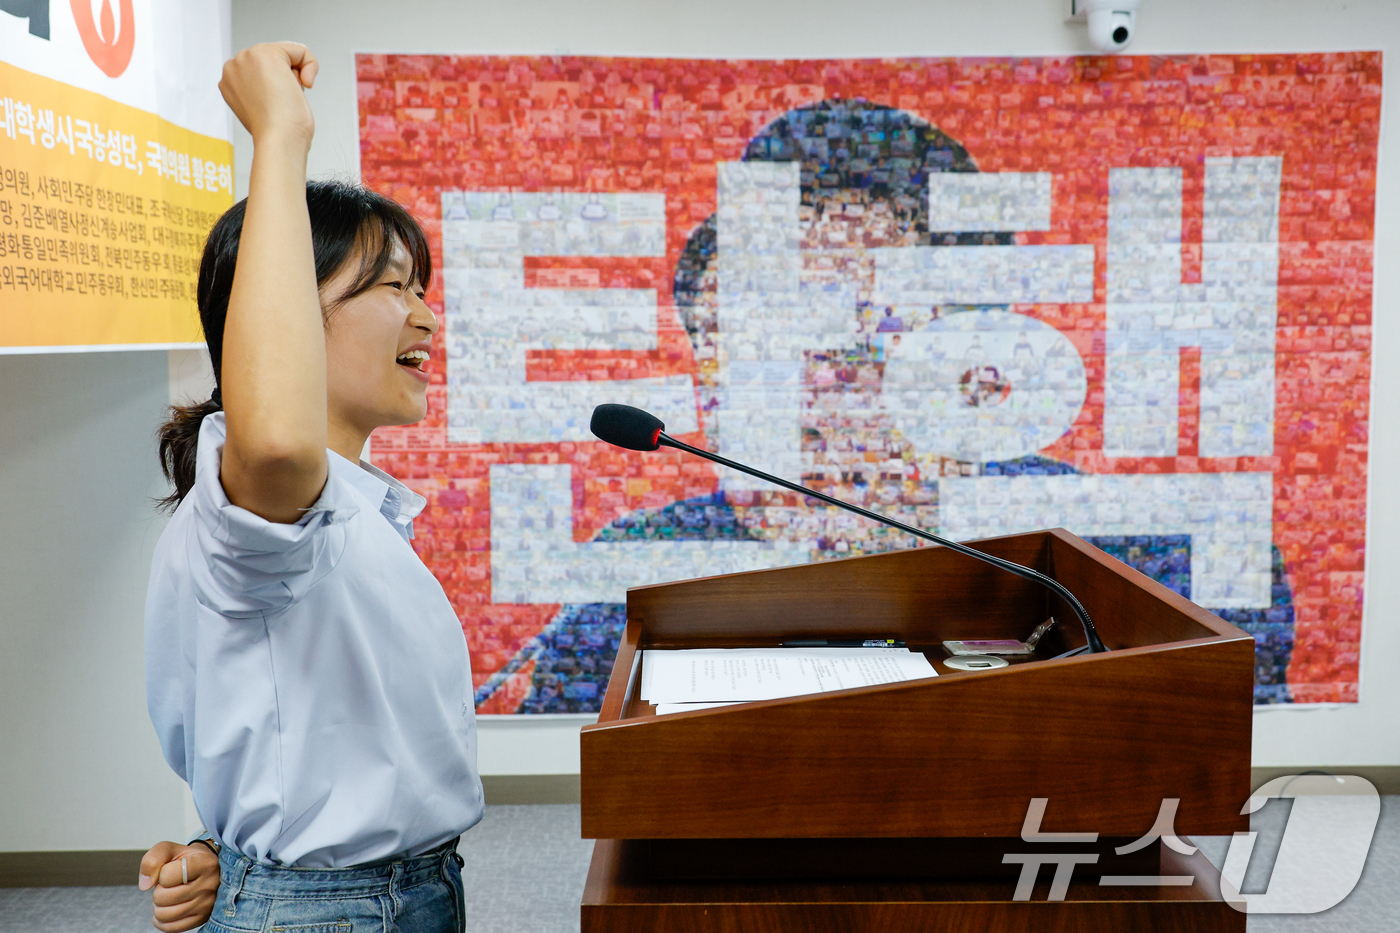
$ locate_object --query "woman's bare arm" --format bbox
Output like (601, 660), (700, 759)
(217, 43), (328, 523)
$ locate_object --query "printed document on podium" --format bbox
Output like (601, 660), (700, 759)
(644, 648), (937, 715)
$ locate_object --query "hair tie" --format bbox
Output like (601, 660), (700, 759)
(210, 387), (223, 408)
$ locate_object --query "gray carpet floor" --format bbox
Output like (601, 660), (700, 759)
(1, 800), (1395, 932)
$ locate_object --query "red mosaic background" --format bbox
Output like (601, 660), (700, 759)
(357, 52), (1379, 707)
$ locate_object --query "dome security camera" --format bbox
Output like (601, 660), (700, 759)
(1072, 0), (1141, 53)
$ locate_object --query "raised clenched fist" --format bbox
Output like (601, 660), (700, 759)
(218, 42), (319, 146)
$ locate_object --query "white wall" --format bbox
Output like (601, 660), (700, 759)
(1, 0), (1397, 853)
(0, 352), (190, 851)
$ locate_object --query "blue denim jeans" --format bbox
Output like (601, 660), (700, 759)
(205, 840), (465, 933)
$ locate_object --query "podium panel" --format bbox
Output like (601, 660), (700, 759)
(582, 839), (1244, 933)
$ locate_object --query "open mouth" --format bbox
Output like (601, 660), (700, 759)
(396, 349), (429, 372)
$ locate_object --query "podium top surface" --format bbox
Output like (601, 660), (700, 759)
(616, 527), (1243, 652)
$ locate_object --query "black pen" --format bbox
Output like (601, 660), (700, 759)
(780, 639), (906, 648)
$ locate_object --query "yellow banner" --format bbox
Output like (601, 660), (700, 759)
(0, 59), (233, 349)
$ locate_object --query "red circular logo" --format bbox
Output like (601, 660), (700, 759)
(71, 0), (135, 78)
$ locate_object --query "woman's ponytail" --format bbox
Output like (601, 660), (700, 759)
(155, 390), (221, 512)
(153, 192), (241, 513)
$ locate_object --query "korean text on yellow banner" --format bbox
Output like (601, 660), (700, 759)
(0, 59), (233, 349)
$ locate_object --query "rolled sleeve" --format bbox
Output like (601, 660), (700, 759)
(188, 414), (358, 618)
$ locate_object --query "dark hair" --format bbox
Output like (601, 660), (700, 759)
(156, 180), (433, 511)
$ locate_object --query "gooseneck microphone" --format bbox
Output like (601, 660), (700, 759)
(590, 403), (1108, 655)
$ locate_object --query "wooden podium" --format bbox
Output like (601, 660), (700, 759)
(579, 528), (1254, 932)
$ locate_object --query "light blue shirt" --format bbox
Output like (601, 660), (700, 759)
(145, 412), (483, 867)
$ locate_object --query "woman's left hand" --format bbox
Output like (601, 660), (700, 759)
(139, 841), (221, 932)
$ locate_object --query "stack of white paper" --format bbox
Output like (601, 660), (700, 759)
(642, 647), (937, 716)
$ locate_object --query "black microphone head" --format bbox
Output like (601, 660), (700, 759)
(591, 404), (665, 451)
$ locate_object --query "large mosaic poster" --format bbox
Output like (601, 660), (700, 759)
(357, 52), (1379, 710)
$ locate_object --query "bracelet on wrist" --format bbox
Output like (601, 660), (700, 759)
(190, 838), (220, 857)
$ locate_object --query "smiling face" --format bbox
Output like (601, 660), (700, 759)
(321, 237), (438, 456)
